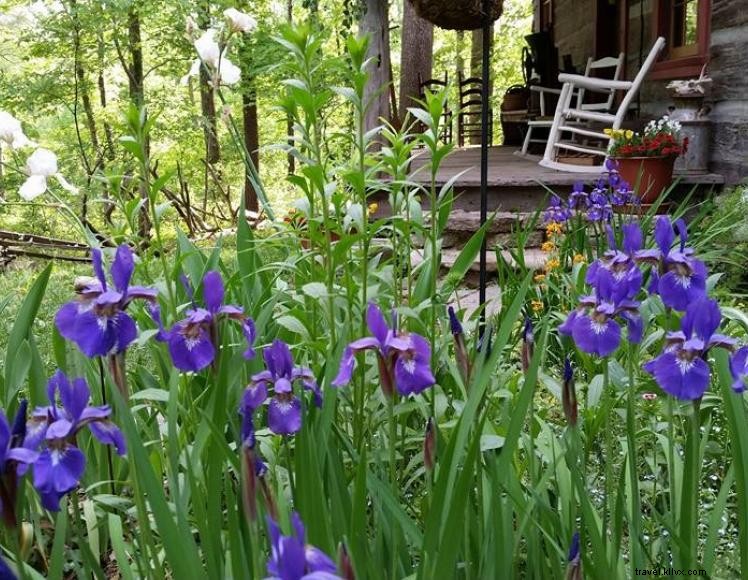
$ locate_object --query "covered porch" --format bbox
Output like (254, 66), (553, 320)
(408, 146), (725, 213)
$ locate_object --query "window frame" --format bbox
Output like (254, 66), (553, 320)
(650, 0), (711, 80)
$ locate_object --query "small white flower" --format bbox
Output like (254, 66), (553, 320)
(223, 8), (257, 34)
(0, 111), (35, 149)
(218, 56), (241, 85)
(19, 148), (77, 200)
(194, 29), (220, 67)
(181, 58), (201, 86)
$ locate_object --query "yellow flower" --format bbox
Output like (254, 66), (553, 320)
(533, 273), (546, 283)
(541, 241), (556, 253)
(545, 222), (563, 235)
(367, 202), (379, 214)
(625, 129), (634, 139)
(546, 257), (561, 270)
(573, 253), (586, 264)
(603, 128), (612, 136)
(531, 299), (544, 313)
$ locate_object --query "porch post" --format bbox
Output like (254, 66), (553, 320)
(478, 0), (491, 337)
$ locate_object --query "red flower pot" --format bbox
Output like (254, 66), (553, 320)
(612, 156), (676, 205)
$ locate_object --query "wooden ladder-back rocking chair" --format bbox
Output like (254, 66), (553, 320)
(418, 72), (453, 143)
(457, 72), (493, 147)
(540, 36), (666, 173)
(519, 52), (625, 155)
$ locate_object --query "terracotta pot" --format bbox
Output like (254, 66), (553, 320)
(611, 156), (676, 205)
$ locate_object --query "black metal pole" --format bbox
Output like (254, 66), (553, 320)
(478, 0), (491, 338)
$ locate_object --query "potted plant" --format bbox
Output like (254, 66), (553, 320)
(605, 116), (688, 204)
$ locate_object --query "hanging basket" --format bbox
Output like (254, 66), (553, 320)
(408, 0), (504, 30)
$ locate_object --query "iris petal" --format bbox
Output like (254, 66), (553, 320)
(268, 396), (302, 435)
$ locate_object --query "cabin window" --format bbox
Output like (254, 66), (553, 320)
(651, 0), (710, 79)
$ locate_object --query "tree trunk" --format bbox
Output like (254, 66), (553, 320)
(456, 30), (465, 82)
(398, 0), (433, 126)
(127, 4), (151, 240)
(241, 89), (260, 213)
(197, 3), (220, 165)
(97, 33), (116, 161)
(237, 36), (260, 213)
(127, 6), (145, 108)
(360, 0), (391, 139)
(286, 0), (295, 175)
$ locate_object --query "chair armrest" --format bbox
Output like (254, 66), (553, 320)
(558, 73), (633, 91)
(530, 85), (562, 95)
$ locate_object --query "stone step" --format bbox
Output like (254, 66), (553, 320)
(440, 209), (544, 249)
(410, 247), (547, 288)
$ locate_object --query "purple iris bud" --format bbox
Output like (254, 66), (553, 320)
(730, 346), (748, 394)
(522, 317), (534, 374)
(566, 531), (582, 579)
(449, 307), (471, 383)
(239, 409), (266, 522)
(241, 340), (321, 436)
(338, 543), (355, 580)
(152, 271), (256, 372)
(562, 358), (577, 426)
(55, 245), (157, 358)
(0, 406), (39, 529)
(563, 267), (642, 357)
(10, 400), (28, 448)
(605, 158), (619, 173)
(26, 370), (125, 511)
(266, 512), (341, 580)
(543, 194), (572, 224)
(644, 297), (737, 401)
(448, 306), (463, 335)
(332, 303), (436, 397)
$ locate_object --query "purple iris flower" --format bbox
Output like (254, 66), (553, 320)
(266, 512), (341, 580)
(586, 223), (643, 289)
(569, 182), (589, 210)
(55, 245), (157, 358)
(635, 217), (707, 311)
(241, 340), (321, 436)
(332, 303), (435, 397)
(566, 531), (582, 580)
(559, 267), (642, 357)
(586, 190), (613, 223)
(25, 370), (126, 511)
(730, 346), (748, 394)
(611, 181), (636, 206)
(543, 194), (572, 224)
(151, 271), (256, 372)
(0, 403), (39, 528)
(643, 297), (736, 400)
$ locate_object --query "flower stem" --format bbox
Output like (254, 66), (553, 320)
(387, 395), (397, 488)
(626, 346), (642, 572)
(680, 399), (701, 569)
(602, 358), (613, 542)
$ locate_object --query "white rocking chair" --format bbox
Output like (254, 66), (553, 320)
(539, 36), (666, 173)
(519, 53), (625, 155)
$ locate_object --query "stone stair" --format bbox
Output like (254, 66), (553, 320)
(440, 209), (544, 250)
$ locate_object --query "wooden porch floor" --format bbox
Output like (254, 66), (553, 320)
(409, 146), (725, 189)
